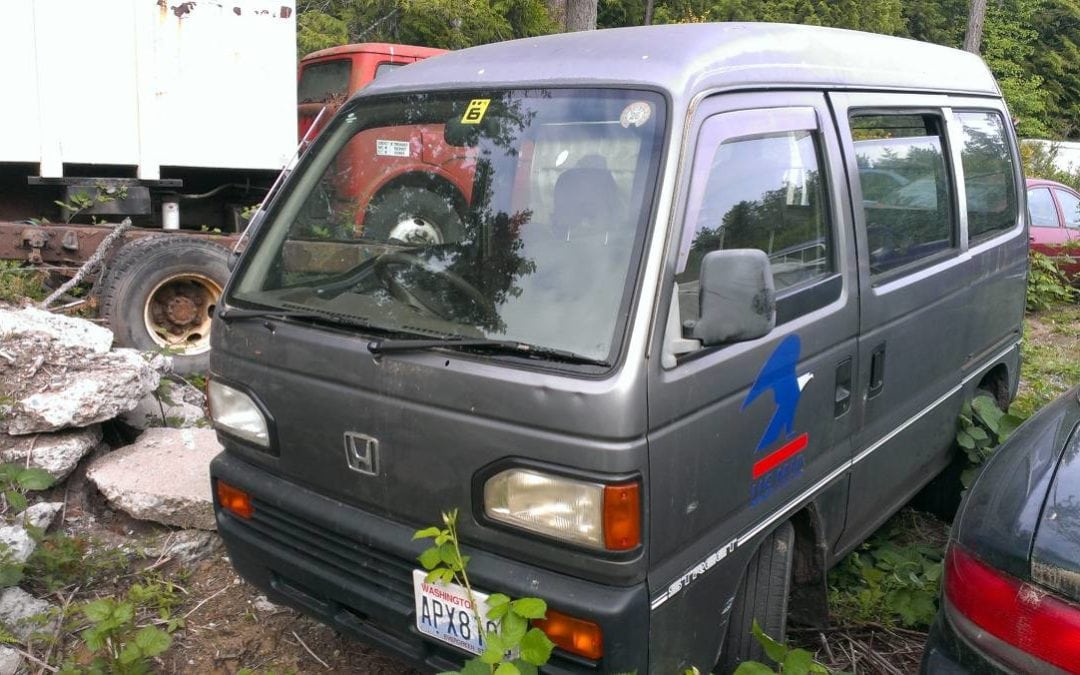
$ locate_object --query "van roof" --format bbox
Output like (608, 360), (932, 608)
(360, 23), (999, 99)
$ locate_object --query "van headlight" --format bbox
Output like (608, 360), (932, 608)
(483, 469), (640, 551)
(207, 381), (269, 448)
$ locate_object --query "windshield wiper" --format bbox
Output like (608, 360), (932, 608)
(216, 306), (341, 323)
(367, 337), (610, 367)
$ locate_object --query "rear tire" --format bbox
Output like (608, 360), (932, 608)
(97, 236), (229, 374)
(717, 521), (795, 673)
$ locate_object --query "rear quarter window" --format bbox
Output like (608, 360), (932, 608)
(956, 111), (1018, 242)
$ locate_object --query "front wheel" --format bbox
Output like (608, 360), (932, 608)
(717, 521), (795, 673)
(97, 236), (229, 374)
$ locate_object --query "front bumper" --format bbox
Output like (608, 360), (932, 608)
(211, 451), (650, 673)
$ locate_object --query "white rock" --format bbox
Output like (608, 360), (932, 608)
(6, 348), (159, 435)
(0, 526), (34, 565)
(119, 380), (207, 430)
(0, 307), (112, 353)
(0, 426), (102, 480)
(142, 530), (221, 564)
(0, 645), (22, 675)
(86, 428), (222, 530)
(0, 587), (55, 641)
(253, 595), (280, 613)
(22, 502), (62, 531)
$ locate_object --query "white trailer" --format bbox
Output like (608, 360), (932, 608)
(0, 0), (297, 373)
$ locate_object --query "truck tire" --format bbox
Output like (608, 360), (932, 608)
(718, 521), (795, 673)
(363, 186), (465, 244)
(97, 236), (229, 374)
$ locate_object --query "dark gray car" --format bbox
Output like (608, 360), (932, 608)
(207, 23), (1027, 673)
(922, 388), (1080, 673)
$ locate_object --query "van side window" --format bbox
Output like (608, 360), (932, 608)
(677, 128), (833, 326)
(957, 111), (1018, 241)
(850, 113), (954, 276)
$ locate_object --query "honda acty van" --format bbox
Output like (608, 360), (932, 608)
(207, 23), (1027, 673)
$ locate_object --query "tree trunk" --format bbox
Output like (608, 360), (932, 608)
(565, 0), (597, 31)
(644, 0), (655, 25)
(546, 0), (567, 30)
(963, 0), (988, 53)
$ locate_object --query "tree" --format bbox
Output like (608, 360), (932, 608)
(963, 0), (988, 52)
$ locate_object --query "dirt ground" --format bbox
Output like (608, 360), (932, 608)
(25, 428), (420, 675)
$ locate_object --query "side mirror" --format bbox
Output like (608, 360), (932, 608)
(692, 249), (775, 345)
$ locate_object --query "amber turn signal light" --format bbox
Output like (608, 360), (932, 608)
(534, 609), (603, 661)
(603, 482), (640, 551)
(216, 480), (253, 519)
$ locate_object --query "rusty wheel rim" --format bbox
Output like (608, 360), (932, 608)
(143, 273), (222, 355)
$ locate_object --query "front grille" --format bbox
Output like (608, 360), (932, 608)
(245, 497), (415, 612)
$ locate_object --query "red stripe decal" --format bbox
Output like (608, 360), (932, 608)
(752, 433), (809, 479)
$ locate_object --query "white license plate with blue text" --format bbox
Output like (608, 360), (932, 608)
(413, 569), (499, 655)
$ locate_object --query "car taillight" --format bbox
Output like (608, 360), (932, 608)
(945, 544), (1080, 672)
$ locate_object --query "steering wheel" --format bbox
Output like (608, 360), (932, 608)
(373, 251), (498, 322)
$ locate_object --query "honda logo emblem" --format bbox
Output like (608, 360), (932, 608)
(344, 432), (379, 476)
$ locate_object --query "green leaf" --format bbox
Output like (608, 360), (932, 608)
(413, 526), (442, 540)
(972, 396), (1003, 433)
(509, 597), (547, 620)
(82, 599), (114, 623)
(733, 663), (778, 675)
(518, 628), (555, 666)
(16, 468), (54, 491)
(117, 642), (142, 665)
(418, 547), (441, 571)
(809, 662), (831, 673)
(999, 414), (1024, 440)
(751, 619), (787, 664)
(425, 568), (444, 583)
(782, 648), (813, 675)
(502, 610), (528, 645)
(460, 659), (490, 675)
(956, 430), (976, 450)
(967, 426), (989, 442)
(133, 625), (172, 656)
(488, 603), (510, 621)
(480, 642), (505, 665)
(0, 562), (23, 589)
(494, 663), (520, 675)
(511, 660), (538, 675)
(439, 542), (458, 566)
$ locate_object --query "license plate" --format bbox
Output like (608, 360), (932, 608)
(413, 569), (500, 655)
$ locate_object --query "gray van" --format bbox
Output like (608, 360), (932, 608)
(207, 23), (1027, 673)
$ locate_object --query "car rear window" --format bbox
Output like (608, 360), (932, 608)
(299, 59), (352, 104)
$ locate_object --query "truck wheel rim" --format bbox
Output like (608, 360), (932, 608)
(143, 273), (222, 355)
(388, 216), (443, 244)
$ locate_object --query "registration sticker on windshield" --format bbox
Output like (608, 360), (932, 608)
(461, 98), (491, 124)
(376, 139), (410, 157)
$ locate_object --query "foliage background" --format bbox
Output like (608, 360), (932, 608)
(298, 0), (1080, 142)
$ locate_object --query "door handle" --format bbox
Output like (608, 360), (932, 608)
(835, 357), (852, 417)
(868, 344), (886, 399)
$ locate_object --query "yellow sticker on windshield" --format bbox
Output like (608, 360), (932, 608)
(461, 99), (491, 124)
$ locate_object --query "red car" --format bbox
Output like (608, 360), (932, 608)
(1027, 177), (1080, 276)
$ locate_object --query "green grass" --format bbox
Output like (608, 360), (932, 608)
(1013, 302), (1080, 419)
(0, 261), (48, 304)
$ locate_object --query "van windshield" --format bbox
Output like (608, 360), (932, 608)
(230, 89), (666, 364)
